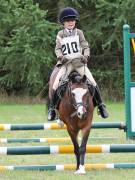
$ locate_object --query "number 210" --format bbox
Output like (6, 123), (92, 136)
(62, 42), (79, 55)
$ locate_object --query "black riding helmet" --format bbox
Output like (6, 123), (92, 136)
(58, 7), (79, 23)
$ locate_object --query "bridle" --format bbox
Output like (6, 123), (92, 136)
(68, 82), (90, 118)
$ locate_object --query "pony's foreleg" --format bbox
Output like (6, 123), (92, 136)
(80, 127), (91, 165)
(67, 129), (80, 170)
(77, 126), (91, 174)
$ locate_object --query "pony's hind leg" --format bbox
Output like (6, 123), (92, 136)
(67, 129), (80, 170)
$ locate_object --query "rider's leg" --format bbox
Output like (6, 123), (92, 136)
(76, 65), (109, 118)
(48, 66), (60, 121)
(48, 66), (66, 121)
(53, 63), (73, 90)
(48, 89), (57, 121)
(48, 64), (73, 121)
(94, 85), (109, 118)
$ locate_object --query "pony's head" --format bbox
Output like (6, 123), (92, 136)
(70, 74), (89, 119)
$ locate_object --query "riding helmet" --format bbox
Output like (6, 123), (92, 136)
(58, 7), (79, 23)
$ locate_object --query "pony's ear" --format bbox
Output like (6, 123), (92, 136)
(82, 75), (87, 83)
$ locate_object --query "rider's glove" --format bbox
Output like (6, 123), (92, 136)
(60, 56), (68, 64)
(81, 55), (88, 64)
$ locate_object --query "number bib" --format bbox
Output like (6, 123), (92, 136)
(61, 35), (81, 59)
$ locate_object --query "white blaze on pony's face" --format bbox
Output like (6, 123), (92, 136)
(72, 87), (88, 119)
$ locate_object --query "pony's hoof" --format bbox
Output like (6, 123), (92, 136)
(74, 165), (86, 175)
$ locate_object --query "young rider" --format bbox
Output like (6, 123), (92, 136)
(48, 7), (109, 120)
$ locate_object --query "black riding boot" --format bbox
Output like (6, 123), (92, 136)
(48, 90), (56, 121)
(94, 85), (109, 118)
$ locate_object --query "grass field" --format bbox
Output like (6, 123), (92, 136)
(0, 102), (135, 180)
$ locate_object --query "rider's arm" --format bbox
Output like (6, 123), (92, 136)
(55, 31), (63, 60)
(78, 29), (90, 59)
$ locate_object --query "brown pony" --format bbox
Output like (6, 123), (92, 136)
(49, 66), (94, 174)
(58, 73), (94, 174)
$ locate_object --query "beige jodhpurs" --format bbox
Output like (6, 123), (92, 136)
(53, 63), (97, 90)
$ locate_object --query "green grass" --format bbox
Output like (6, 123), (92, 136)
(0, 102), (135, 180)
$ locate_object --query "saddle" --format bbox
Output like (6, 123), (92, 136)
(54, 71), (96, 109)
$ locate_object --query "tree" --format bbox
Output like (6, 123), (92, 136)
(0, 0), (59, 95)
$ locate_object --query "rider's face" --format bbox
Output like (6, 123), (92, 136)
(64, 20), (76, 30)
